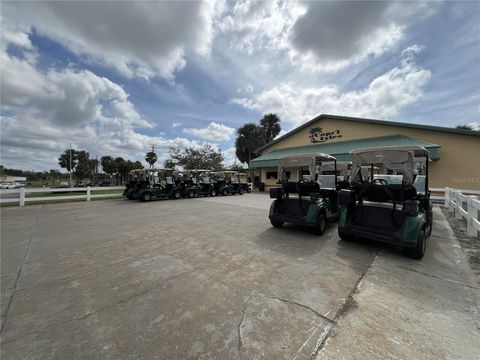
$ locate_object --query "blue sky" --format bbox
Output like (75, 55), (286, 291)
(1, 0), (479, 171)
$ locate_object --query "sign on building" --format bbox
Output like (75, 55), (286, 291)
(309, 128), (342, 143)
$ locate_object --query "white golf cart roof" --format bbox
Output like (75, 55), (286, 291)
(350, 145), (428, 185)
(351, 145), (429, 158)
(278, 153), (336, 179)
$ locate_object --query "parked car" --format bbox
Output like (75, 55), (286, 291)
(269, 153), (340, 235)
(59, 181), (69, 188)
(337, 145), (433, 259)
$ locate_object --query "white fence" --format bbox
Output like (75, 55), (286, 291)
(0, 186), (124, 206)
(445, 187), (480, 237)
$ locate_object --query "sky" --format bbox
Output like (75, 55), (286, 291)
(1, 0), (479, 171)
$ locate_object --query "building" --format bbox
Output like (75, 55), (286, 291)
(0, 176), (27, 183)
(250, 114), (480, 190)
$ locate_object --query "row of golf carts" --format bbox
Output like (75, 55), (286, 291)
(268, 145), (433, 259)
(123, 169), (251, 202)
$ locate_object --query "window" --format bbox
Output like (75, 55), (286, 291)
(266, 171), (277, 180)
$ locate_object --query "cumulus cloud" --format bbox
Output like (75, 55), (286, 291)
(219, 0), (433, 72)
(218, 0), (304, 54)
(183, 122), (235, 142)
(172, 122), (183, 128)
(0, 26), (215, 170)
(232, 47), (431, 127)
(2, 1), (220, 80)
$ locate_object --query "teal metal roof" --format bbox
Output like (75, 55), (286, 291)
(250, 134), (441, 168)
(257, 114), (480, 153)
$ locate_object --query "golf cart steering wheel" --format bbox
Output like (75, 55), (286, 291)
(371, 178), (388, 186)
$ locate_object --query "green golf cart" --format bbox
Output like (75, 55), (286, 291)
(137, 168), (182, 202)
(228, 171), (244, 195)
(123, 169), (146, 200)
(268, 153), (340, 235)
(186, 170), (216, 197)
(337, 145), (433, 259)
(238, 173), (251, 193)
(213, 171), (234, 196)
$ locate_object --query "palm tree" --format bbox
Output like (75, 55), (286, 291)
(260, 113), (281, 143)
(145, 151), (157, 169)
(235, 123), (266, 165)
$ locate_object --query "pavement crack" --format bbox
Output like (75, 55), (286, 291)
(1, 215), (39, 332)
(397, 266), (480, 289)
(237, 295), (253, 360)
(1, 267), (198, 344)
(270, 297), (335, 324)
(334, 248), (381, 321)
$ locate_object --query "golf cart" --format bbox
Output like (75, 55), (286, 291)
(238, 173), (251, 193)
(185, 170), (217, 197)
(268, 153), (340, 235)
(124, 169), (159, 200)
(136, 168), (182, 201)
(213, 171), (234, 196)
(337, 145), (433, 259)
(227, 172), (245, 195)
(123, 169), (148, 200)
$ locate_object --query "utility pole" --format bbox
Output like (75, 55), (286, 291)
(69, 143), (72, 187)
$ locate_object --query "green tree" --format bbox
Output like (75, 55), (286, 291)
(101, 156), (116, 180)
(114, 157), (126, 184)
(229, 162), (245, 171)
(58, 149), (78, 173)
(456, 124), (475, 131)
(260, 113), (281, 143)
(235, 123), (266, 164)
(164, 159), (176, 168)
(74, 150), (91, 181)
(145, 151), (158, 169)
(166, 144), (224, 171)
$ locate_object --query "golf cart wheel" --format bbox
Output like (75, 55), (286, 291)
(239, 189), (244, 195)
(141, 192), (152, 202)
(426, 211), (433, 236)
(247, 188), (251, 193)
(222, 189), (228, 196)
(404, 230), (426, 260)
(312, 213), (327, 235)
(188, 190), (195, 198)
(173, 190), (181, 199)
(270, 219), (284, 228)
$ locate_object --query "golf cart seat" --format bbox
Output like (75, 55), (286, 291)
(352, 203), (407, 232)
(282, 181), (320, 196)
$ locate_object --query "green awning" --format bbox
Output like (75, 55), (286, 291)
(250, 134), (441, 169)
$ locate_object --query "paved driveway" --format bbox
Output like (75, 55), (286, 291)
(1, 194), (479, 359)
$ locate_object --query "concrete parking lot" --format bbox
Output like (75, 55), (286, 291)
(1, 194), (479, 359)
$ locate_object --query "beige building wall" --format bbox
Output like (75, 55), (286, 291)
(261, 117), (480, 190)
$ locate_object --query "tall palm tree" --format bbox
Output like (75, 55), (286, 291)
(260, 113), (281, 143)
(235, 123), (266, 165)
(145, 151), (157, 169)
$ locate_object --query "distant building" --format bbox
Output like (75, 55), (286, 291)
(0, 176), (27, 183)
(250, 114), (480, 190)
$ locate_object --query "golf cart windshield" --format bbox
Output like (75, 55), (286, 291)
(350, 146), (429, 186)
(278, 153), (336, 181)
